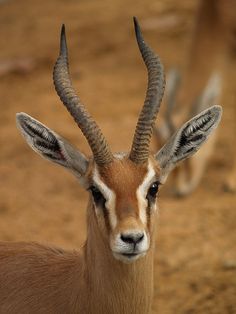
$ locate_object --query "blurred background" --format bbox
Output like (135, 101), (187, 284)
(0, 0), (235, 313)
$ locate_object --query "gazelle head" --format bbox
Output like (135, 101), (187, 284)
(16, 18), (222, 263)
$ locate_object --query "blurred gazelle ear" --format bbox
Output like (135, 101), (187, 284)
(155, 105), (222, 183)
(191, 72), (222, 116)
(165, 68), (181, 116)
(16, 113), (89, 182)
(154, 68), (181, 144)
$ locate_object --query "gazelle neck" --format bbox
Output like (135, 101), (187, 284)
(82, 200), (155, 314)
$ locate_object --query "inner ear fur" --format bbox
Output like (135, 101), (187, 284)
(155, 105), (222, 183)
(16, 112), (89, 180)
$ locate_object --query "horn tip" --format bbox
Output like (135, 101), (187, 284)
(133, 16), (144, 47)
(133, 16), (139, 34)
(60, 24), (67, 57)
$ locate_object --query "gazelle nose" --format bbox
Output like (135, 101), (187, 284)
(120, 232), (144, 245)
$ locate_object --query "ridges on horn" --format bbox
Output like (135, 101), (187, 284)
(129, 17), (165, 164)
(53, 19), (165, 166)
(53, 24), (113, 166)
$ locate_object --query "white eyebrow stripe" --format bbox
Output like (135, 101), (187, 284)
(136, 161), (156, 224)
(93, 165), (117, 229)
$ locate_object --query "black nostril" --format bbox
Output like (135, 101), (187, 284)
(137, 233), (144, 243)
(121, 234), (134, 244)
(120, 233), (144, 245)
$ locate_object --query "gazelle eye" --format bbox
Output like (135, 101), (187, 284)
(146, 181), (159, 200)
(90, 186), (106, 206)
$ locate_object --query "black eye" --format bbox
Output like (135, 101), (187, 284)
(89, 186), (106, 206)
(147, 181), (159, 200)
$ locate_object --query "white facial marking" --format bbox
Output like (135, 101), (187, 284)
(113, 152), (127, 160)
(93, 166), (117, 229)
(136, 161), (157, 224)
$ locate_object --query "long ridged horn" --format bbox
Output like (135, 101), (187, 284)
(129, 17), (165, 164)
(53, 25), (113, 165)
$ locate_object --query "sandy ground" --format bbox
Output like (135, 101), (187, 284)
(0, 0), (236, 313)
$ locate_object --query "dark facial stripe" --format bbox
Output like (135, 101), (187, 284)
(103, 206), (111, 233)
(146, 199), (152, 230)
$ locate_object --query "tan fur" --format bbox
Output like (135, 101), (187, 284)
(0, 157), (159, 313)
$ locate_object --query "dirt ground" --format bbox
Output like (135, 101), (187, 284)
(0, 0), (236, 313)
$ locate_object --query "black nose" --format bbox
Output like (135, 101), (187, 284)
(120, 232), (144, 245)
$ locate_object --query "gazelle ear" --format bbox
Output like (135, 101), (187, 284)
(154, 69), (181, 144)
(16, 113), (89, 181)
(165, 68), (181, 113)
(155, 105), (222, 183)
(191, 72), (222, 116)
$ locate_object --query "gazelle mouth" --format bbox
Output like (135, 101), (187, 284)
(112, 251), (147, 263)
(122, 253), (139, 258)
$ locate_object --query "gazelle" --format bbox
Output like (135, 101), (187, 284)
(155, 0), (236, 196)
(0, 18), (222, 313)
